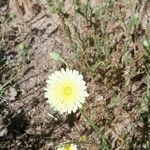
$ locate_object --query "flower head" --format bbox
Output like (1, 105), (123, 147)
(57, 144), (77, 150)
(45, 68), (89, 114)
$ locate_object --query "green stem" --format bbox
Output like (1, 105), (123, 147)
(80, 108), (109, 150)
(60, 58), (69, 68)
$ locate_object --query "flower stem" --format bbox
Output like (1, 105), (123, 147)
(80, 108), (109, 150)
(59, 58), (69, 68)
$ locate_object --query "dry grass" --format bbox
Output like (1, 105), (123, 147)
(10, 0), (33, 15)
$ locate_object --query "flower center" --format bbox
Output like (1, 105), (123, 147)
(64, 144), (71, 150)
(64, 86), (72, 95)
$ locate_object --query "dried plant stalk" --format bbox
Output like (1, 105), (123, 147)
(9, 0), (33, 15)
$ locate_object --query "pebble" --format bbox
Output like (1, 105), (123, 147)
(95, 95), (104, 102)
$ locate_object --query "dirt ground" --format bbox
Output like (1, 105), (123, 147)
(0, 0), (150, 150)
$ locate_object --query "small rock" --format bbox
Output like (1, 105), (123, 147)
(132, 84), (138, 92)
(9, 87), (18, 101)
(95, 95), (104, 102)
(0, 127), (7, 137)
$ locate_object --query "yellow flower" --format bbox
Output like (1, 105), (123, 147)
(45, 68), (89, 114)
(57, 144), (77, 150)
